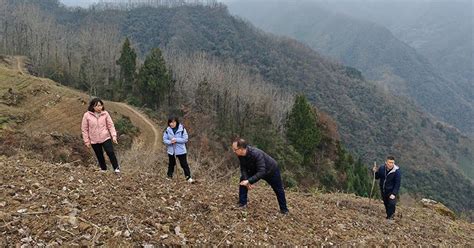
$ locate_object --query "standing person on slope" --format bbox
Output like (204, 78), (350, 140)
(163, 117), (194, 183)
(81, 98), (120, 173)
(372, 155), (401, 220)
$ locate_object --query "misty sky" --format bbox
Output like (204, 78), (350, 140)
(60, 0), (242, 7)
(61, 0), (463, 7)
(61, 0), (95, 7)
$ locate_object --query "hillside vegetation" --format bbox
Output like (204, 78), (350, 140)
(0, 61), (472, 245)
(227, 0), (474, 136)
(320, 0), (473, 103)
(0, 0), (473, 215)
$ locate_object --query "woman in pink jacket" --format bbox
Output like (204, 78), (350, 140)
(81, 98), (120, 173)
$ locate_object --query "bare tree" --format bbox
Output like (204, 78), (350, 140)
(164, 50), (293, 132)
(0, 0), (8, 54)
(77, 20), (121, 96)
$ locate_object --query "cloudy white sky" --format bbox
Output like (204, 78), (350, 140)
(61, 0), (92, 7)
(61, 0), (236, 7)
(61, 0), (94, 7)
(61, 0), (458, 7)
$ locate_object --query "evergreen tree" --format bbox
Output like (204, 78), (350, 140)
(334, 142), (371, 196)
(353, 159), (371, 196)
(79, 54), (96, 97)
(116, 38), (137, 100)
(335, 142), (349, 171)
(346, 164), (356, 193)
(137, 48), (173, 110)
(195, 78), (213, 113)
(286, 94), (322, 165)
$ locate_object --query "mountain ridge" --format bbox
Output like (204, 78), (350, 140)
(226, 0), (474, 136)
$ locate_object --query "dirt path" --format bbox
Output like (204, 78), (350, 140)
(108, 102), (161, 153)
(16, 56), (25, 75)
(6, 56), (163, 167)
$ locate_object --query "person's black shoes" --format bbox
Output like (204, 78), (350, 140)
(386, 215), (395, 223)
(280, 209), (289, 215)
(237, 203), (247, 209)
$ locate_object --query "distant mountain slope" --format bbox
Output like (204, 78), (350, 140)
(3, 2), (474, 213)
(61, 0), (94, 7)
(317, 0), (473, 104)
(226, 1), (474, 137)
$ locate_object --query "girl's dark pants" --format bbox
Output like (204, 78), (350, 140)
(91, 139), (119, 170)
(168, 153), (191, 179)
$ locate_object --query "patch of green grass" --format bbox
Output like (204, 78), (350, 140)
(17, 78), (32, 90)
(0, 115), (9, 124)
(0, 115), (10, 130)
(115, 115), (139, 136)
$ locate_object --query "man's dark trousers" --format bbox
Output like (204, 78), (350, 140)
(239, 168), (288, 212)
(382, 193), (397, 218)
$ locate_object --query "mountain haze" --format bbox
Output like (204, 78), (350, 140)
(318, 0), (473, 101)
(226, 0), (474, 137)
(61, 0), (96, 7)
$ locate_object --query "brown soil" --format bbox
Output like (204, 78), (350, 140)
(1, 156), (473, 246)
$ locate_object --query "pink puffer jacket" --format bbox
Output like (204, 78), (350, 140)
(81, 111), (117, 145)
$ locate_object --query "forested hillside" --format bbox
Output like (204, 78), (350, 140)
(226, 0), (474, 137)
(0, 0), (472, 215)
(319, 0), (473, 104)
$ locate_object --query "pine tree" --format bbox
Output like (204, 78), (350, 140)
(335, 142), (348, 171)
(195, 78), (213, 113)
(137, 48), (173, 110)
(116, 38), (137, 100)
(346, 164), (356, 193)
(79, 54), (97, 97)
(286, 94), (322, 165)
(353, 159), (371, 196)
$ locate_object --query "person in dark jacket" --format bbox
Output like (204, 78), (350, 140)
(372, 155), (401, 219)
(232, 138), (289, 214)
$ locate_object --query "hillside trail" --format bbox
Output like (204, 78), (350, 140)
(5, 56), (196, 177)
(107, 101), (166, 174)
(108, 101), (161, 153)
(7, 56), (164, 171)
(15, 56), (25, 75)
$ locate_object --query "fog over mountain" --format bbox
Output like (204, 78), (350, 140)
(316, 0), (473, 101)
(225, 0), (474, 138)
(226, 0), (473, 99)
(61, 0), (96, 7)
